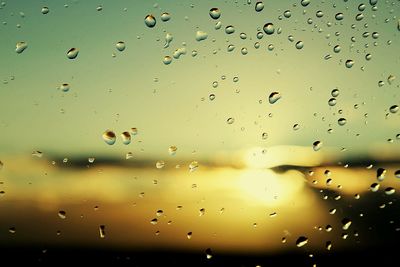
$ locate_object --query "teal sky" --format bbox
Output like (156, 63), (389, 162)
(0, 0), (399, 160)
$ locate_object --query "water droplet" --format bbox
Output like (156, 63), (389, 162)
(358, 4), (366, 11)
(328, 98), (337, 106)
(255, 2), (264, 12)
(116, 41), (126, 52)
(313, 141), (323, 151)
(209, 8), (221, 20)
(126, 152), (134, 160)
(99, 225), (106, 238)
(209, 94), (216, 101)
(268, 92), (281, 104)
(241, 47), (248, 55)
(227, 117), (235, 124)
(60, 83), (70, 92)
(335, 13), (344, 21)
(385, 187), (395, 195)
(233, 76), (239, 82)
(296, 236), (308, 247)
(66, 48), (79, 59)
(163, 56), (172, 65)
(41, 7), (49, 14)
(369, 0), (378, 5)
(9, 227), (16, 234)
(333, 45), (341, 53)
(387, 75), (396, 85)
(370, 183), (380, 192)
(295, 41), (304, 49)
(227, 44), (235, 52)
(121, 132), (131, 145)
(58, 211), (66, 219)
(389, 105), (399, 114)
(102, 130), (116, 145)
(331, 89), (339, 97)
(156, 160), (165, 169)
(284, 10), (291, 18)
(189, 161), (199, 172)
(150, 218), (158, 225)
(397, 19), (400, 31)
(225, 25), (235, 34)
(32, 151), (43, 158)
(156, 210), (163, 217)
(301, 0), (311, 7)
(262, 132), (268, 140)
(345, 60), (354, 68)
(377, 168), (386, 181)
(168, 146), (177, 155)
(316, 10), (324, 18)
(88, 157), (95, 163)
(356, 13), (364, 21)
(263, 23), (275, 35)
(15, 41), (27, 54)
(161, 12), (171, 22)
(96, 5), (103, 11)
(394, 170), (400, 178)
(326, 241), (332, 250)
(205, 248), (213, 259)
(144, 15), (156, 28)
(338, 118), (347, 126)
(293, 124), (300, 130)
(199, 208), (206, 216)
(342, 218), (352, 230)
(195, 31), (208, 41)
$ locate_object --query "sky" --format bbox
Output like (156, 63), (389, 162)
(0, 0), (399, 161)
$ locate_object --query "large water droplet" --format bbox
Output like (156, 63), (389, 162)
(295, 41), (304, 49)
(15, 41), (28, 54)
(345, 59), (354, 68)
(394, 170), (400, 178)
(255, 2), (264, 12)
(328, 98), (337, 106)
(209, 8), (221, 20)
(195, 31), (208, 41)
(331, 89), (340, 97)
(338, 118), (347, 126)
(225, 25), (235, 34)
(102, 130), (116, 145)
(121, 131), (131, 145)
(144, 15), (156, 28)
(385, 187), (395, 195)
(301, 0), (310, 7)
(284, 10), (292, 18)
(313, 141), (323, 151)
(268, 92), (281, 104)
(163, 56), (172, 65)
(116, 41), (126, 52)
(263, 23), (275, 35)
(335, 13), (344, 21)
(296, 236), (308, 247)
(41, 7), (49, 14)
(377, 168), (386, 181)
(370, 183), (380, 192)
(66, 48), (79, 59)
(389, 105), (399, 114)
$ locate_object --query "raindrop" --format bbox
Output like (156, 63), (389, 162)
(156, 160), (165, 169)
(316, 11), (324, 18)
(358, 4), (366, 11)
(241, 47), (248, 55)
(385, 187), (395, 195)
(345, 60), (354, 68)
(168, 146), (177, 155)
(15, 41), (28, 54)
(209, 94), (216, 101)
(9, 227), (16, 234)
(116, 41), (126, 52)
(377, 168), (386, 181)
(328, 98), (337, 106)
(370, 183), (380, 192)
(262, 132), (268, 140)
(333, 45), (341, 53)
(331, 89), (339, 97)
(313, 141), (323, 151)
(144, 15), (156, 28)
(209, 8), (221, 20)
(389, 105), (399, 114)
(255, 2), (264, 12)
(296, 236), (308, 247)
(99, 225), (106, 238)
(342, 218), (352, 230)
(326, 241), (332, 250)
(356, 13), (364, 21)
(121, 132), (131, 145)
(268, 92), (281, 104)
(225, 25), (235, 34)
(227, 117), (235, 124)
(394, 170), (400, 178)
(60, 83), (70, 92)
(195, 31), (208, 41)
(66, 48), (79, 59)
(126, 152), (133, 159)
(284, 10), (291, 18)
(161, 12), (171, 22)
(335, 13), (344, 21)
(369, 0), (377, 6)
(189, 161), (199, 172)
(58, 211), (66, 219)
(293, 124), (300, 130)
(295, 41), (304, 49)
(205, 248), (213, 259)
(338, 118), (347, 126)
(199, 208), (206, 216)
(301, 0), (311, 7)
(102, 130), (116, 145)
(150, 218), (158, 225)
(263, 23), (275, 35)
(187, 232), (192, 239)
(41, 7), (49, 14)
(163, 56), (172, 65)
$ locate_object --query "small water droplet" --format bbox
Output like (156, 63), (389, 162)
(268, 92), (281, 104)
(358, 4), (366, 11)
(58, 211), (66, 219)
(313, 141), (323, 151)
(209, 94), (216, 101)
(41, 7), (49, 14)
(9, 227), (16, 234)
(195, 31), (208, 41)
(225, 25), (235, 34)
(389, 105), (399, 114)
(168, 146), (177, 155)
(161, 12), (171, 22)
(295, 41), (304, 49)
(328, 98), (337, 106)
(284, 10), (291, 18)
(227, 117), (235, 124)
(333, 45), (341, 53)
(338, 118), (347, 126)
(205, 248), (213, 259)
(163, 56), (172, 65)
(293, 124), (300, 130)
(116, 41), (126, 52)
(301, 0), (311, 7)
(189, 161), (199, 172)
(262, 132), (268, 140)
(66, 48), (79, 59)
(263, 23), (275, 35)
(60, 83), (70, 92)
(345, 60), (354, 68)
(385, 187), (395, 195)
(255, 1), (264, 12)
(121, 131), (131, 145)
(99, 225), (106, 238)
(370, 182), (380, 192)
(150, 218), (158, 225)
(331, 89), (340, 97)
(144, 15), (156, 28)
(199, 208), (205, 216)
(342, 218), (352, 230)
(377, 168), (386, 181)
(296, 236), (308, 247)
(241, 47), (248, 55)
(335, 13), (344, 21)
(209, 8), (221, 20)
(88, 157), (95, 163)
(15, 41), (28, 54)
(156, 160), (165, 169)
(102, 130), (116, 145)
(316, 10), (324, 18)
